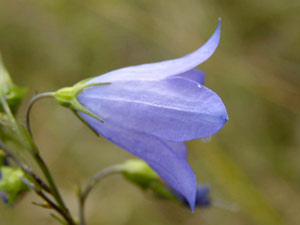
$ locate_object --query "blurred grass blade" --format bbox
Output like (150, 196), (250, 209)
(195, 143), (287, 225)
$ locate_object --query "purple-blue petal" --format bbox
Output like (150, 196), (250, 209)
(86, 19), (220, 83)
(195, 184), (211, 207)
(176, 69), (205, 85)
(165, 141), (187, 160)
(78, 76), (228, 142)
(78, 114), (197, 209)
(171, 184), (211, 208)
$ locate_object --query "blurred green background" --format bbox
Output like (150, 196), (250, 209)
(0, 0), (299, 224)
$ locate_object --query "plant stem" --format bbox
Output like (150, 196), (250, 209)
(79, 165), (124, 225)
(33, 151), (76, 224)
(1, 96), (75, 225)
(50, 213), (69, 225)
(22, 177), (72, 224)
(0, 141), (72, 224)
(0, 140), (51, 193)
(24, 92), (55, 136)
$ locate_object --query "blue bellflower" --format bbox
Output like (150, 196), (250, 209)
(55, 19), (227, 210)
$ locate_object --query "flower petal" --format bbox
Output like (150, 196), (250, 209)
(87, 19), (220, 83)
(176, 69), (205, 85)
(78, 113), (196, 209)
(195, 184), (211, 207)
(171, 184), (211, 208)
(165, 141), (187, 159)
(78, 76), (228, 142)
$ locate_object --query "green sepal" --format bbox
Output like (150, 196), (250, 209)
(0, 55), (27, 113)
(54, 79), (110, 124)
(0, 166), (29, 205)
(72, 110), (99, 136)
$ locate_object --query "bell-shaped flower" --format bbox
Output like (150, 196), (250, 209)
(54, 19), (227, 210)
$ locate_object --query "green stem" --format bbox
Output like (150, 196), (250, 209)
(24, 92), (55, 136)
(0, 140), (50, 193)
(32, 152), (77, 224)
(50, 213), (68, 225)
(22, 177), (71, 225)
(1, 96), (75, 225)
(79, 165), (124, 225)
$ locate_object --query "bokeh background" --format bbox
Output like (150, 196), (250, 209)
(0, 0), (300, 224)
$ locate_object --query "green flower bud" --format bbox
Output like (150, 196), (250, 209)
(0, 55), (27, 113)
(122, 159), (177, 201)
(0, 166), (29, 205)
(122, 159), (159, 188)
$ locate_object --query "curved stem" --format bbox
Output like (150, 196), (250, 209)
(79, 165), (124, 225)
(23, 93), (76, 224)
(24, 92), (55, 136)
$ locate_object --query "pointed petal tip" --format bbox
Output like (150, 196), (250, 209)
(214, 18), (221, 40)
(88, 19), (222, 83)
(184, 182), (197, 211)
(217, 18), (221, 33)
(190, 204), (195, 212)
(188, 192), (196, 212)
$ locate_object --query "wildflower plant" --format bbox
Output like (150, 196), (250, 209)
(0, 19), (227, 224)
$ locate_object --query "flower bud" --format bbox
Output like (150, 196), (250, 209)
(122, 159), (177, 200)
(122, 159), (159, 188)
(0, 166), (29, 205)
